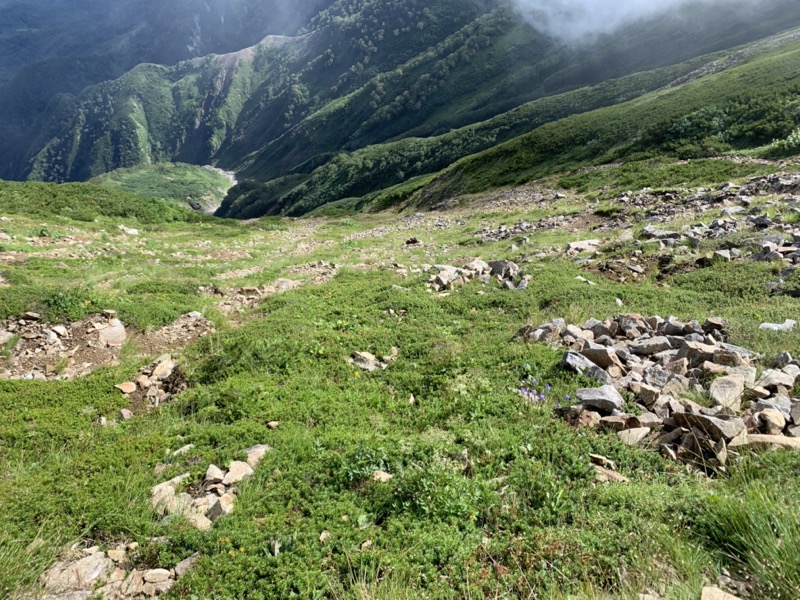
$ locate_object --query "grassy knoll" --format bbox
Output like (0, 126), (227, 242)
(91, 163), (234, 210)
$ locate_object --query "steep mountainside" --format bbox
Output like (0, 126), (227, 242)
(5, 0), (800, 218)
(0, 0), (334, 177)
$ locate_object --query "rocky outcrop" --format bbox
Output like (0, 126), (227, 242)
(520, 313), (799, 472)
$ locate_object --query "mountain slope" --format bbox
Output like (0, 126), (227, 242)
(7, 0), (800, 219)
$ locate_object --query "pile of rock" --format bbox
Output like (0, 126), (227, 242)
(519, 314), (799, 471)
(478, 214), (579, 243)
(38, 543), (198, 599)
(199, 278), (303, 315)
(0, 310), (126, 380)
(114, 354), (186, 415)
(150, 444), (269, 531)
(427, 259), (531, 292)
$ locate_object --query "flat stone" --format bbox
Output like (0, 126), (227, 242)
(701, 586), (742, 600)
(143, 568), (171, 583)
(174, 553), (200, 578)
(672, 413), (745, 442)
(575, 385), (625, 412)
(205, 464), (226, 484)
(618, 427), (651, 446)
(244, 444), (271, 468)
(222, 461), (254, 485)
(118, 408), (133, 421)
(567, 239), (601, 253)
(115, 382), (136, 394)
(758, 369), (795, 390)
(630, 337), (672, 356)
(42, 552), (113, 594)
(709, 375), (745, 410)
(594, 465), (629, 483)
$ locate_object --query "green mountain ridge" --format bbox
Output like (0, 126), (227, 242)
(5, 0), (800, 219)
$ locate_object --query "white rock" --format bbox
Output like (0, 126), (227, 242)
(205, 464), (226, 484)
(759, 319), (796, 332)
(245, 444), (271, 468)
(222, 461), (254, 485)
(143, 568), (171, 583)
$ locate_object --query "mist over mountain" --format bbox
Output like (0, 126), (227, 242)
(511, 0), (767, 42)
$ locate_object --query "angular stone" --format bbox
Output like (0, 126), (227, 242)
(594, 465), (629, 483)
(488, 259), (520, 279)
(174, 553), (200, 578)
(245, 444), (271, 468)
(115, 382), (136, 394)
(757, 408), (786, 435)
(676, 341), (717, 367)
(709, 375), (745, 410)
(630, 337), (672, 356)
(575, 385), (625, 412)
(672, 413), (746, 442)
(563, 352), (612, 384)
(206, 492), (236, 520)
(152, 356), (176, 380)
(618, 427), (651, 446)
(580, 346), (624, 369)
(222, 461), (254, 485)
(205, 464), (226, 484)
(98, 322), (127, 348)
(712, 349), (745, 367)
(638, 384), (661, 407)
(758, 369), (795, 390)
(727, 365), (757, 387)
(630, 412), (662, 429)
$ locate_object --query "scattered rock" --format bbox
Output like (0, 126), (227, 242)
(350, 351), (386, 371)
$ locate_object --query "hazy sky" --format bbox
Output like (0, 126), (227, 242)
(513, 0), (703, 42)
